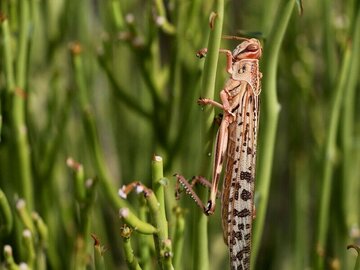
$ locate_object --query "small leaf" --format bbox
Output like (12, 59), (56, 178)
(209, 12), (217, 30)
(159, 177), (169, 186)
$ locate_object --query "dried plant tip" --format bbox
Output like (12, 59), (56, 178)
(85, 178), (94, 188)
(0, 12), (7, 22)
(19, 263), (29, 270)
(156, 16), (165, 26)
(153, 155), (162, 162)
(316, 243), (325, 257)
(142, 188), (152, 198)
(209, 12), (217, 29)
(329, 258), (340, 269)
(16, 199), (26, 209)
(163, 238), (172, 246)
(118, 186), (127, 199)
(196, 48), (208, 58)
(125, 13), (134, 24)
(350, 225), (360, 238)
(347, 244), (360, 254)
(15, 87), (27, 99)
(119, 208), (129, 218)
(135, 184), (144, 194)
(66, 157), (82, 170)
(120, 224), (132, 238)
(4, 245), (12, 255)
(69, 42), (82, 55)
(118, 31), (132, 41)
(164, 251), (172, 258)
(91, 233), (100, 246)
(22, 229), (32, 238)
(132, 36), (145, 48)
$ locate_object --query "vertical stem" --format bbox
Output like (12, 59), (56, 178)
(121, 225), (142, 270)
(315, 40), (353, 270)
(252, 0), (295, 267)
(151, 155), (171, 269)
(110, 0), (125, 30)
(0, 13), (15, 92)
(0, 189), (13, 236)
(293, 157), (310, 270)
(12, 0), (34, 210)
(321, 0), (337, 88)
(172, 207), (185, 270)
(2, 5), (34, 209)
(152, 155), (168, 239)
(341, 7), (360, 233)
(70, 44), (133, 212)
(138, 201), (151, 270)
(15, 0), (30, 88)
(196, 0), (224, 269)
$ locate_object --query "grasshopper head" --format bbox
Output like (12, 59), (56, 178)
(232, 38), (262, 60)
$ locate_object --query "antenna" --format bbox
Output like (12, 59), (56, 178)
(222, 35), (249, 41)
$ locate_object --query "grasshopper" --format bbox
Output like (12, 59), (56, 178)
(175, 37), (262, 270)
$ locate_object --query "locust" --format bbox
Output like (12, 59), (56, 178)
(175, 37), (262, 270)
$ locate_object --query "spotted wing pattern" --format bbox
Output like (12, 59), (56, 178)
(221, 59), (260, 270)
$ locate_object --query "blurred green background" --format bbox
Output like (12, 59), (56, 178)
(0, 0), (359, 269)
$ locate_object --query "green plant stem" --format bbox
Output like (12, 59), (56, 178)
(68, 160), (97, 269)
(16, 199), (35, 234)
(161, 239), (173, 270)
(22, 230), (35, 268)
(74, 177), (99, 270)
(153, 0), (176, 34)
(119, 207), (157, 235)
(91, 234), (106, 270)
(76, 164), (86, 202)
(0, 14), (15, 93)
(341, 7), (360, 232)
(3, 245), (20, 270)
(252, 1), (295, 267)
(0, 14), (11, 142)
(348, 245), (360, 270)
(172, 207), (185, 270)
(97, 55), (152, 120)
(146, 190), (173, 269)
(322, 0), (337, 87)
(121, 225), (142, 270)
(0, 189), (13, 236)
(15, 0), (29, 88)
(39, 89), (72, 182)
(12, 0), (34, 210)
(32, 213), (48, 246)
(196, 0), (224, 269)
(151, 155), (168, 239)
(0, 113), (2, 142)
(32, 213), (48, 270)
(293, 157), (310, 270)
(73, 236), (87, 270)
(315, 14), (359, 270)
(2, 9), (34, 209)
(138, 199), (151, 270)
(110, 0), (125, 30)
(93, 247), (105, 270)
(71, 45), (156, 235)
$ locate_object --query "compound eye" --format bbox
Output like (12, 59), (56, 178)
(247, 44), (258, 52)
(238, 64), (246, 74)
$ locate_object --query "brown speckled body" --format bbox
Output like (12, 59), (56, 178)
(221, 60), (260, 269)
